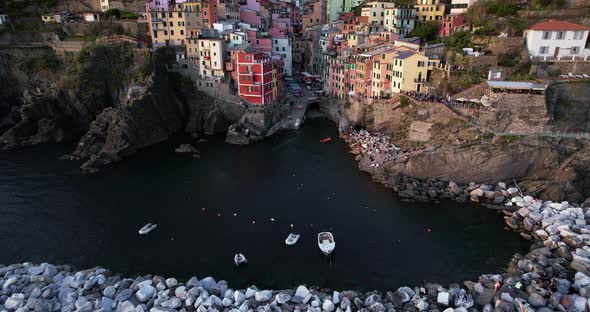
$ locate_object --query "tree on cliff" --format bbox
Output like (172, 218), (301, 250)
(409, 21), (439, 42)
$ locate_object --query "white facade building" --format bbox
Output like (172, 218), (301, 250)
(524, 20), (590, 60)
(384, 6), (415, 36)
(450, 0), (478, 14)
(273, 38), (292, 76)
(361, 1), (392, 28)
(0, 14), (9, 25)
(100, 0), (110, 12)
(197, 38), (226, 78)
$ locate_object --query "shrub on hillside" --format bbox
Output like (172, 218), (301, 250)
(400, 96), (410, 108)
(409, 21), (439, 42)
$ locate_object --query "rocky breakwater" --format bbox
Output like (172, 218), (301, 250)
(4, 183), (590, 312)
(341, 128), (590, 312)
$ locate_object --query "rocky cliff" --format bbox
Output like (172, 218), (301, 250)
(0, 45), (243, 170)
(0, 45), (138, 150)
(335, 96), (590, 202)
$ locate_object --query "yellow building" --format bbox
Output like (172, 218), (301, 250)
(147, 10), (187, 48)
(302, 0), (325, 31)
(414, 0), (445, 22)
(390, 47), (439, 93)
(180, 1), (207, 35)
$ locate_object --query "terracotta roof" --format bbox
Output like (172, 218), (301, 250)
(528, 19), (590, 31)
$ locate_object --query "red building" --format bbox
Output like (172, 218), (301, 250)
(438, 14), (465, 38)
(236, 52), (280, 105)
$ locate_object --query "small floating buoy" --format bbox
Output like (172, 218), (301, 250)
(426, 228), (432, 233)
(290, 224), (294, 228)
(270, 218), (275, 222)
(202, 208), (206, 211)
(217, 213), (221, 217)
(233, 213), (237, 216)
(252, 220), (256, 224)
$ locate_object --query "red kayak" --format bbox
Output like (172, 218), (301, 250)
(320, 138), (332, 143)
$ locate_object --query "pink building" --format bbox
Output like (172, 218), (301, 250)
(240, 9), (262, 27)
(271, 13), (293, 34)
(240, 0), (260, 11)
(438, 14), (464, 37)
(270, 27), (287, 38)
(245, 30), (272, 54)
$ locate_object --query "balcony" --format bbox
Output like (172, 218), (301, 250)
(414, 78), (426, 83)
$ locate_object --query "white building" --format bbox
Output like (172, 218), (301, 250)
(83, 12), (100, 22)
(197, 38), (226, 78)
(225, 30), (248, 48)
(384, 6), (415, 37)
(273, 38), (292, 76)
(0, 14), (9, 26)
(213, 21), (235, 33)
(524, 19), (590, 60)
(361, 1), (392, 28)
(100, 0), (110, 12)
(450, 0), (478, 14)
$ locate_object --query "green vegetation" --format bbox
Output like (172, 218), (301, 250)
(508, 73), (535, 81)
(498, 52), (519, 67)
(409, 21), (439, 42)
(445, 31), (472, 52)
(344, 100), (351, 109)
(486, 0), (519, 16)
(399, 96), (410, 108)
(527, 0), (566, 10)
(103, 9), (139, 20)
(352, 5), (362, 16)
(60, 44), (135, 106)
(103, 9), (122, 19)
(464, 0), (525, 36)
(121, 11), (140, 19)
(393, 0), (414, 6)
(18, 50), (61, 74)
(447, 70), (482, 94)
(548, 69), (561, 78)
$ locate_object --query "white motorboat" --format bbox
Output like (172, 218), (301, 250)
(138, 223), (158, 235)
(234, 253), (248, 267)
(318, 232), (335, 255)
(285, 233), (300, 246)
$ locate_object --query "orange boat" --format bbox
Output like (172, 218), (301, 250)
(320, 138), (332, 143)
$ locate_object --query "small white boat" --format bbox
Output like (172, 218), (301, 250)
(138, 223), (158, 235)
(234, 253), (248, 267)
(285, 233), (300, 246)
(318, 232), (335, 255)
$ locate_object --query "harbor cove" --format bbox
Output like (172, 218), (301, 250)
(0, 120), (529, 291)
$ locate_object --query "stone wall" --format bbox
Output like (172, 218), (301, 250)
(472, 37), (524, 56)
(531, 62), (590, 77)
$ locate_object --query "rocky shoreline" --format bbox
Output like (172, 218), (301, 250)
(3, 129), (590, 312)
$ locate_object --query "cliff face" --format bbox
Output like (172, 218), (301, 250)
(0, 45), (243, 170)
(67, 76), (186, 169)
(0, 45), (136, 150)
(336, 96), (590, 202)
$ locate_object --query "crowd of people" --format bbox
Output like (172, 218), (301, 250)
(401, 91), (450, 104)
(345, 128), (403, 167)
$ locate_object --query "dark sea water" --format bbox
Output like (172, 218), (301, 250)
(0, 119), (529, 291)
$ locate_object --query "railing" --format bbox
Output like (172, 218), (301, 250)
(414, 78), (426, 83)
(529, 55), (590, 62)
